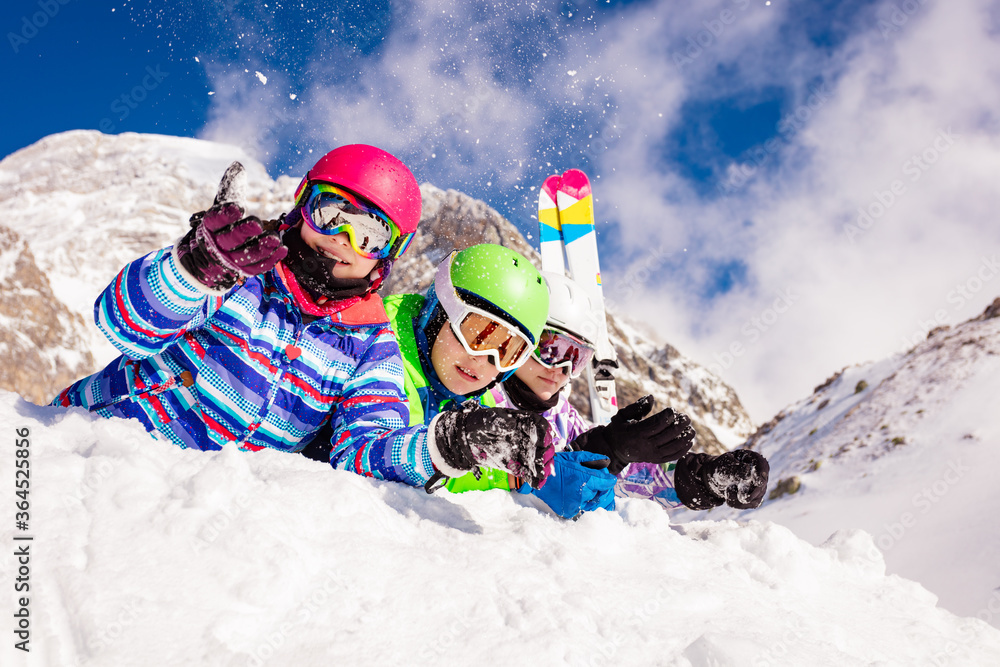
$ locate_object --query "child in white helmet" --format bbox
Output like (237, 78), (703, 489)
(461, 271), (770, 515)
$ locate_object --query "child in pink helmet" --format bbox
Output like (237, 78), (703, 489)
(52, 146), (551, 490)
(463, 271), (770, 516)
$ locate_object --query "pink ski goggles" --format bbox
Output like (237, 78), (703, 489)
(532, 327), (595, 377)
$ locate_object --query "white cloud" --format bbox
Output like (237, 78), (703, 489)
(597, 0), (1000, 419)
(195, 0), (1000, 422)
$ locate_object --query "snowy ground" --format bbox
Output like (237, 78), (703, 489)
(2, 392), (1000, 666)
(673, 313), (1000, 632)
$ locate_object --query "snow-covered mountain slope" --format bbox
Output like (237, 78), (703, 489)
(2, 391), (999, 666)
(676, 299), (1000, 627)
(0, 130), (296, 373)
(0, 130), (752, 450)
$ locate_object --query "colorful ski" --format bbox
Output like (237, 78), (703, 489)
(538, 175), (566, 275)
(537, 169), (619, 425)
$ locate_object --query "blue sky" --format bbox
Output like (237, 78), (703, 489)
(4, 0), (1000, 419)
(1, 0), (872, 285)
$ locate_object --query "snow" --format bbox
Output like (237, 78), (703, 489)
(0, 131), (292, 369)
(0, 242), (19, 283)
(3, 129), (999, 663)
(3, 392), (999, 666)
(674, 314), (1000, 629)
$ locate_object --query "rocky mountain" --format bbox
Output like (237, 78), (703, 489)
(677, 296), (1000, 625)
(740, 296), (1000, 491)
(0, 130), (297, 376)
(0, 130), (753, 452)
(0, 225), (93, 405)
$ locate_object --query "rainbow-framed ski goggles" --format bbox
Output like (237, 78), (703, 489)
(294, 181), (414, 261)
(531, 327), (595, 378)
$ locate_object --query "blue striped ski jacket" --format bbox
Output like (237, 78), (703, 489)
(52, 246), (436, 486)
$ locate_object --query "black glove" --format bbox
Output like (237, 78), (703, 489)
(571, 395), (695, 475)
(674, 450), (769, 510)
(176, 204), (287, 290)
(428, 404), (555, 490)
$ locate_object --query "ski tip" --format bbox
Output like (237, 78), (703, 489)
(541, 174), (562, 199)
(539, 174), (563, 214)
(559, 169), (591, 199)
(214, 161), (248, 209)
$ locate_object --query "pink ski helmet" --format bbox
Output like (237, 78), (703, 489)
(294, 144), (422, 235)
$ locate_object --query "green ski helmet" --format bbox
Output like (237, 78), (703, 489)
(433, 244), (550, 372)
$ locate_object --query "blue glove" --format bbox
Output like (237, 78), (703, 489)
(519, 451), (617, 519)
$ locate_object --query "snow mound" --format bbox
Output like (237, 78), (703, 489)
(680, 307), (1000, 627)
(2, 392), (998, 666)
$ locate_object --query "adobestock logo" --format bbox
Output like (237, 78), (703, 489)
(98, 65), (170, 133)
(843, 127), (958, 245)
(861, 459), (969, 561)
(671, 0), (755, 72)
(716, 84), (832, 196)
(707, 287), (798, 377)
(7, 0), (73, 54)
(946, 255), (1000, 311)
(877, 0), (930, 40)
(898, 254), (1000, 353)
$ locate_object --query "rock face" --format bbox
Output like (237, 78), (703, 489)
(0, 130), (755, 453)
(0, 130), (298, 379)
(0, 225), (93, 405)
(382, 184), (538, 296)
(0, 130), (294, 314)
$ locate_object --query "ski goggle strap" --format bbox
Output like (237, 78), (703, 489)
(295, 181), (414, 260)
(532, 327), (595, 377)
(434, 253), (535, 372)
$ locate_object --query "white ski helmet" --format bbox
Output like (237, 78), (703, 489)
(541, 271), (599, 346)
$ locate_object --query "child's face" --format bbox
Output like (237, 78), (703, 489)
(299, 221), (379, 280)
(431, 323), (501, 395)
(514, 356), (570, 401)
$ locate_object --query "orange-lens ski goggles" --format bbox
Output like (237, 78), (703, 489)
(449, 310), (533, 372)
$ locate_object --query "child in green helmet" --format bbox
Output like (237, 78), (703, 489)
(302, 243), (557, 491)
(305, 243), (623, 508)
(388, 244), (621, 513)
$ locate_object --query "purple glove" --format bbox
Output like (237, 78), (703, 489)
(176, 204), (287, 290)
